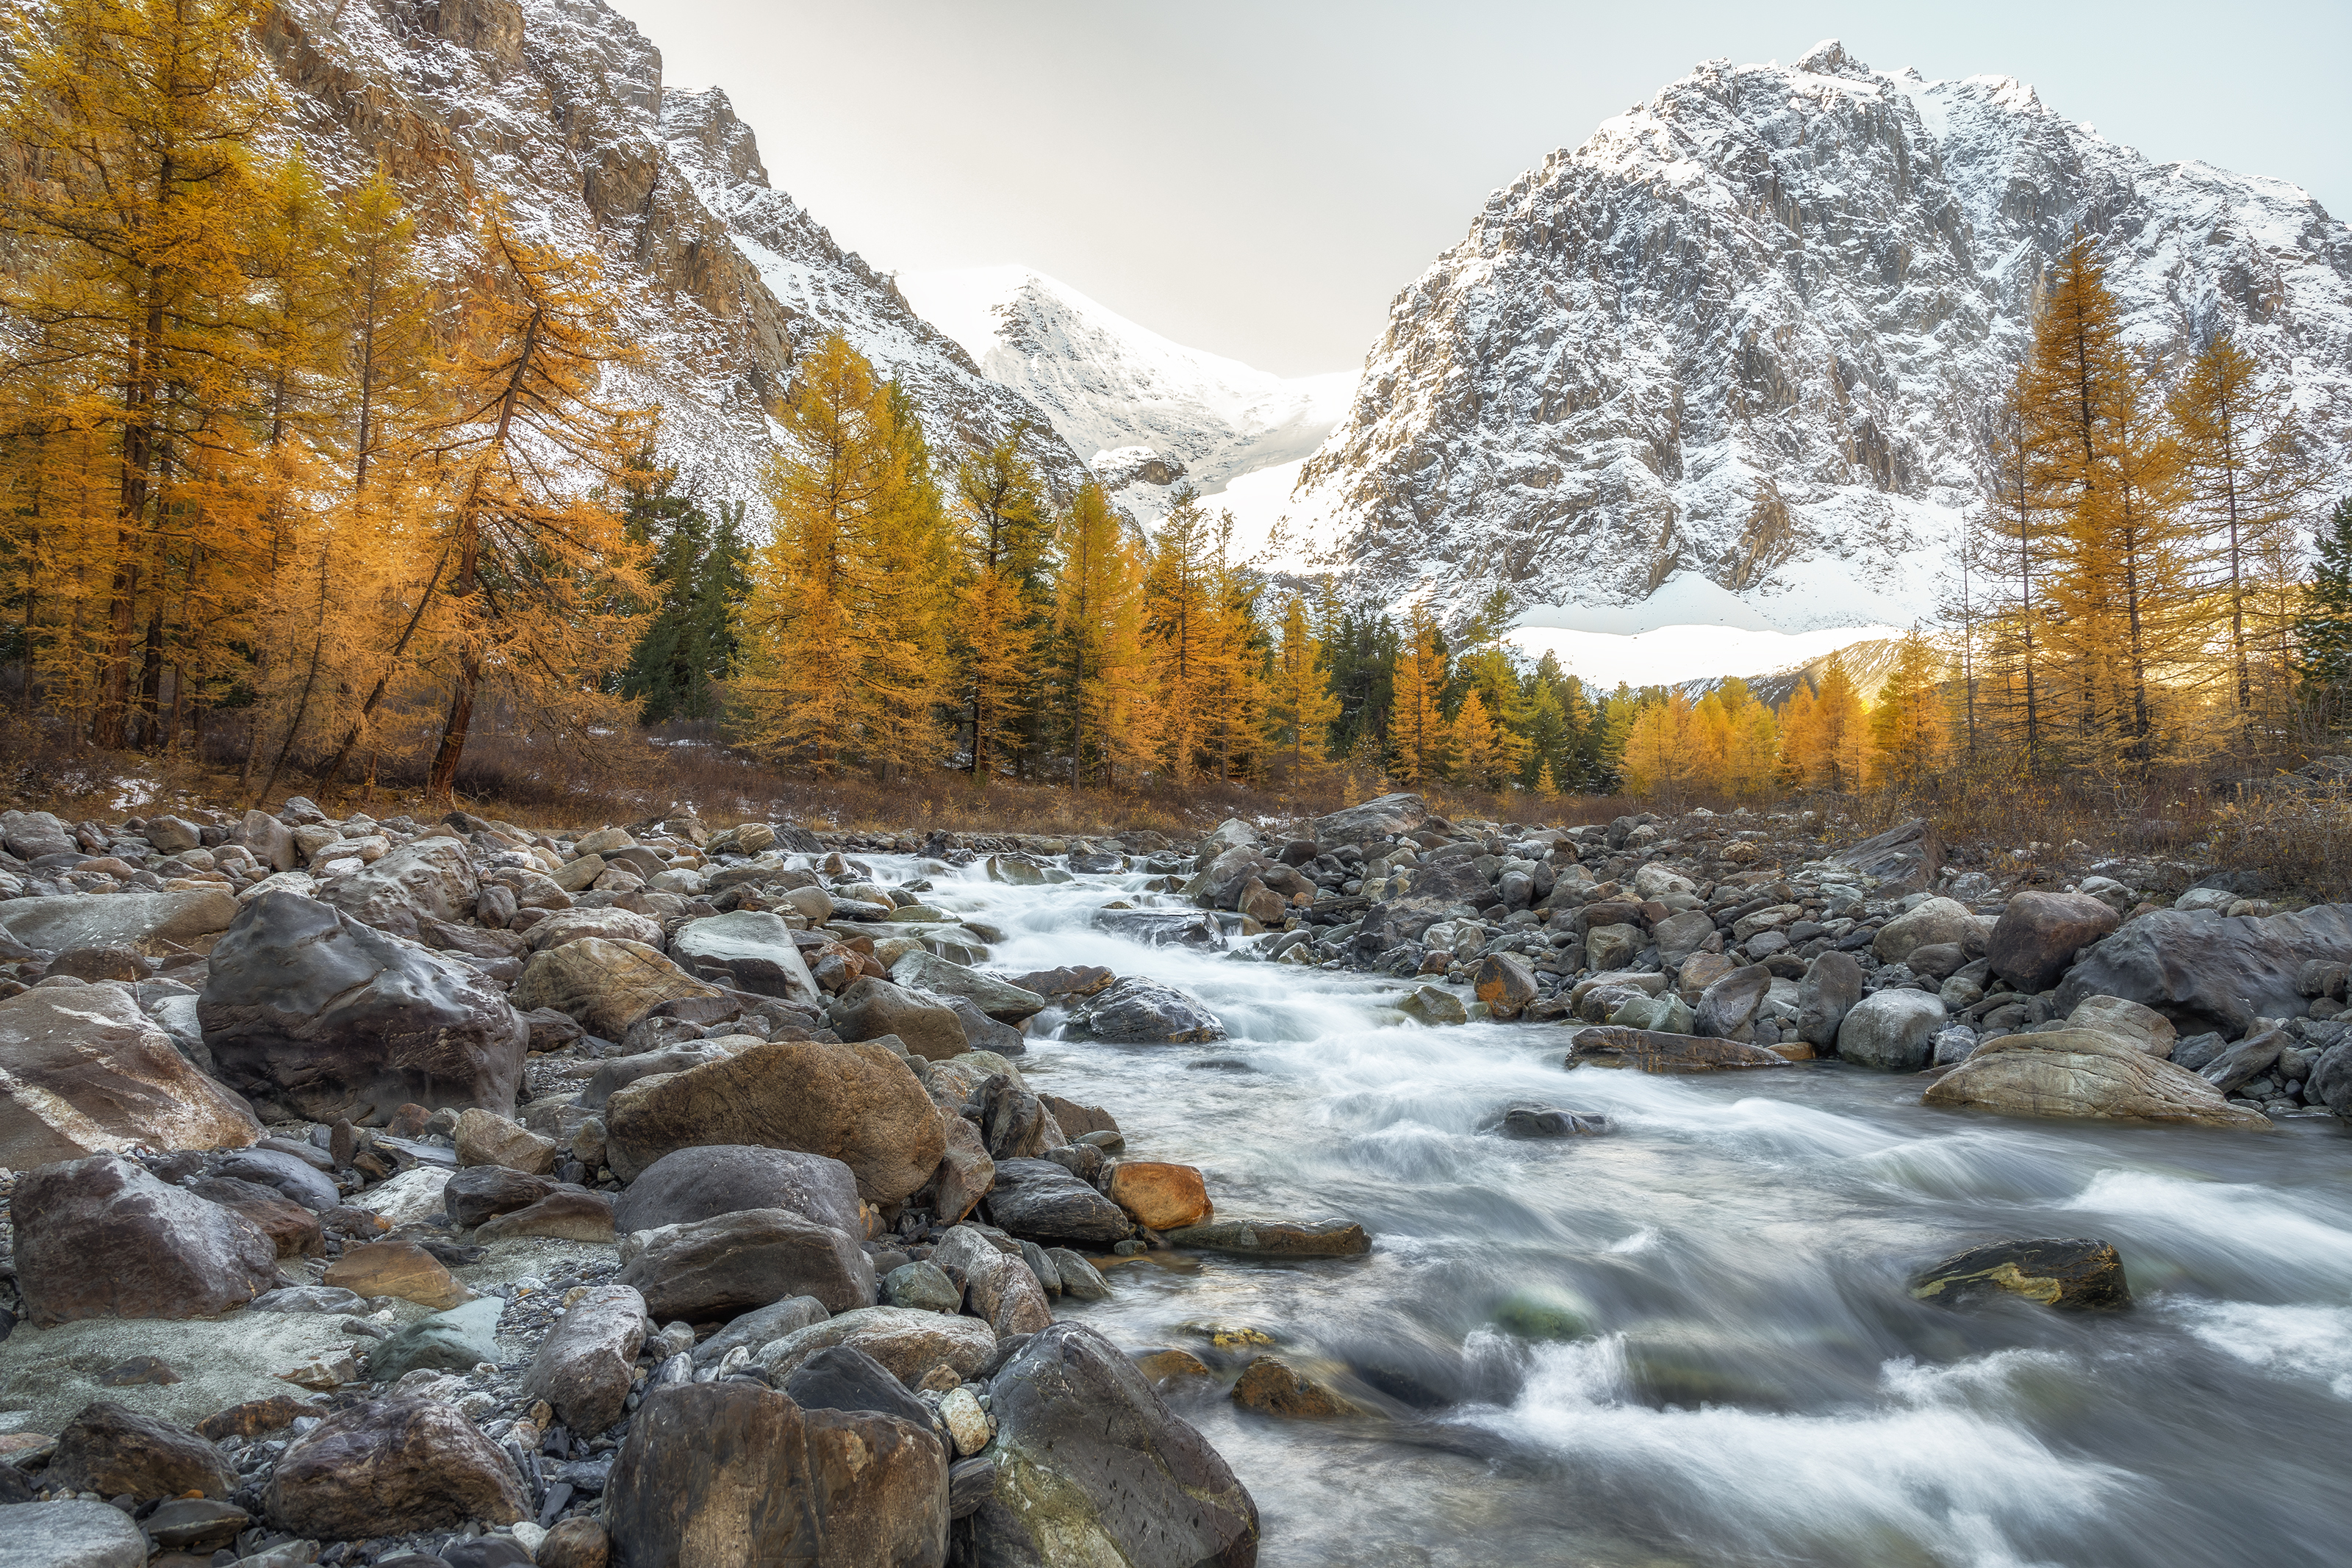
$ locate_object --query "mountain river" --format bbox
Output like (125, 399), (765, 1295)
(894, 855), (2352, 1567)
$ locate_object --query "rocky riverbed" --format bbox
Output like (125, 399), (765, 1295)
(0, 790), (2347, 1567)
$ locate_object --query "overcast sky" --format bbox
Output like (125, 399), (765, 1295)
(607, 1), (2350, 378)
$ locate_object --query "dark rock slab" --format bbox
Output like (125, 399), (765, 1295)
(1912, 1237), (2132, 1311)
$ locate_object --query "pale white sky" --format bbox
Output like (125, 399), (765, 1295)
(607, 1), (2350, 378)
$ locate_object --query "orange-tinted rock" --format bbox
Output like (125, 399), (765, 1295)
(323, 1239), (474, 1309)
(1105, 1162), (1211, 1231)
(1230, 1356), (1362, 1419)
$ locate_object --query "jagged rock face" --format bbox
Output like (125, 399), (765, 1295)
(256, 0), (1086, 513)
(1295, 40), (2352, 622)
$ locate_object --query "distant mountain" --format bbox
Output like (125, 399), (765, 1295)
(254, 0), (1088, 515)
(896, 267), (1353, 528)
(1289, 39), (2352, 629)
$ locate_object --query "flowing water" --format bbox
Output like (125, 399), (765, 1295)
(900, 857), (2352, 1567)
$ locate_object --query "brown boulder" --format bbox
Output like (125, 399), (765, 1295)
(188, 1176), (324, 1258)
(1105, 1162), (1211, 1231)
(537, 1517), (612, 1568)
(323, 1240), (476, 1309)
(619, 1207), (877, 1320)
(1921, 1029), (2274, 1129)
(510, 935), (723, 1041)
(12, 1154), (278, 1326)
(476, 1188), (615, 1242)
(1565, 1026), (1793, 1073)
(602, 1382), (827, 1567)
(519, 1283), (645, 1435)
(1987, 891), (2121, 993)
(196, 1395), (323, 1442)
(264, 1394), (529, 1538)
(1471, 953), (1539, 1018)
(803, 1407), (950, 1567)
(48, 1401), (236, 1499)
(1231, 1356), (1363, 1419)
(603, 1039), (945, 1202)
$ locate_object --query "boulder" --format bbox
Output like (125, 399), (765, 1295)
(1693, 965), (1771, 1039)
(2198, 1026), (2288, 1096)
(520, 1284), (646, 1435)
(1231, 1355), (1363, 1419)
(512, 936), (724, 1041)
(1987, 891), (2121, 992)
(0, 888), (238, 956)
(618, 1207), (877, 1319)
(828, 977), (966, 1061)
(1313, 791), (1429, 845)
(672, 910), (820, 1001)
(581, 1043), (731, 1111)
(1835, 990), (1947, 1071)
(972, 1074), (1058, 1162)
(190, 1176), (323, 1258)
(140, 1496), (251, 1554)
(2053, 904), (2352, 1037)
(803, 1406), (952, 1567)
(47, 1400), (235, 1498)
(1091, 908), (1228, 948)
(614, 1146), (864, 1237)
(976, 1323), (1258, 1568)
(453, 1108), (557, 1175)
(215, 1146), (338, 1211)
(931, 1225), (1053, 1338)
(1471, 953), (1538, 1018)
(1828, 817), (1931, 888)
(199, 891), (526, 1125)
(985, 1157), (1132, 1244)
(602, 1040), (945, 1203)
(754, 1306), (997, 1385)
(1105, 1162), (1211, 1231)
(0, 808), (74, 860)
(2307, 1040), (2352, 1118)
(442, 1165), (559, 1229)
(1161, 1217), (1370, 1257)
(888, 951), (1047, 1023)
(1911, 1238), (2132, 1311)
(1066, 977), (1225, 1043)
(528, 905), (664, 954)
(1796, 951), (1865, 1049)
(475, 1187), (614, 1242)
(0, 982), (260, 1168)
(881, 1261), (962, 1314)
(263, 1394), (528, 1538)
(1584, 922), (1641, 973)
(13, 1154), (277, 1326)
(1873, 897), (1978, 963)
(1399, 985), (1467, 1026)
(2065, 995), (2177, 1057)
(1487, 1102), (1610, 1138)
(1921, 1029), (2275, 1128)
(243, 809), (298, 873)
(1564, 1027), (1791, 1073)
(0, 1500), (148, 1568)
(782, 1345), (931, 1428)
(322, 1240), (474, 1310)
(925, 1113), (994, 1226)
(319, 838), (478, 939)
(367, 1297), (506, 1381)
(1651, 909), (1718, 968)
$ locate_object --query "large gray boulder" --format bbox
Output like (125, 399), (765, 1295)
(613, 1146), (865, 1237)
(0, 983), (259, 1168)
(2054, 905), (2352, 1037)
(0, 808), (76, 862)
(199, 891), (526, 1125)
(1066, 977), (1225, 1043)
(983, 1158), (1131, 1245)
(0, 888), (237, 956)
(1313, 791), (1429, 846)
(12, 1154), (278, 1326)
(672, 910), (820, 1001)
(1987, 891), (2122, 993)
(1923, 1029), (2275, 1128)
(1797, 951), (1865, 1048)
(889, 950), (1047, 1024)
(318, 837), (477, 939)
(828, 977), (966, 1062)
(1872, 897), (1979, 963)
(975, 1323), (1259, 1568)
(1835, 989), (1946, 1071)
(754, 1306), (997, 1385)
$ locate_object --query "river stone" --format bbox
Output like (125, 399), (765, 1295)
(190, 1176), (323, 1257)
(603, 1381), (820, 1565)
(0, 1499), (148, 1568)
(1399, 985), (1467, 1025)
(755, 1306), (997, 1385)
(47, 1400), (235, 1498)
(602, 1039), (944, 1202)
(0, 808), (74, 860)
(882, 1261), (961, 1314)
(199, 891), (526, 1125)
(1872, 897), (1976, 963)
(444, 1166), (559, 1229)
(985, 1157), (1131, 1244)
(323, 1240), (474, 1310)
(263, 1393), (528, 1538)
(368, 1297), (506, 1381)
(454, 1107), (557, 1175)
(827, 977), (966, 1061)
(2065, 995), (2177, 1057)
(614, 1146), (864, 1237)
(783, 1345), (932, 1428)
(1231, 1355), (1363, 1419)
(1471, 953), (1539, 1018)
(672, 910), (820, 1001)
(889, 951), (1047, 1023)
(520, 1284), (645, 1434)
(14, 1154), (277, 1326)
(476, 1187), (615, 1242)
(0, 982), (260, 1168)
(528, 905), (664, 954)
(1105, 1162), (1212, 1231)
(1161, 1217), (1371, 1256)
(0, 888), (238, 957)
(1987, 891), (2122, 992)
(924, 1111), (995, 1227)
(973, 1074), (1058, 1162)
(1693, 964), (1771, 1038)
(1797, 950), (1865, 1049)
(318, 838), (478, 939)
(1488, 1102), (1610, 1138)
(618, 1207), (877, 1319)
(1651, 908), (1718, 967)
(213, 1148), (337, 1212)
(1565, 1026), (1790, 1073)
(511, 936), (725, 1042)
(1091, 908), (1229, 949)
(932, 1225), (1052, 1338)
(691, 1296), (830, 1369)
(2198, 1026), (2288, 1096)
(2053, 904), (2352, 1037)
(1836, 989), (1947, 1071)
(1912, 1238), (2132, 1311)
(140, 1497), (251, 1553)
(1066, 977), (1225, 1043)
(580, 1043), (731, 1110)
(1921, 1029), (2276, 1128)
(978, 1322), (1259, 1568)
(1048, 1248), (1110, 1301)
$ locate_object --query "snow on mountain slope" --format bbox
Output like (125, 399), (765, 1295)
(897, 267), (1353, 528)
(251, 0), (1087, 519)
(1294, 39), (2352, 636)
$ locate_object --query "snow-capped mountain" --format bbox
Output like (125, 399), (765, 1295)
(1290, 40), (2352, 630)
(895, 267), (1353, 529)
(254, 0), (1088, 515)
